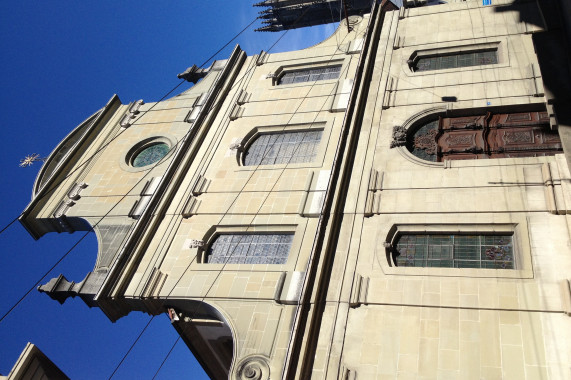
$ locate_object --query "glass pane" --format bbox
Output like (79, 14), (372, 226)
(132, 143), (170, 167)
(395, 233), (514, 269)
(278, 65), (340, 85)
(207, 233), (293, 264)
(414, 50), (498, 72)
(244, 130), (323, 166)
(407, 120), (439, 162)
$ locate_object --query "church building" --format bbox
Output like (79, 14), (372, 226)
(20, 0), (571, 378)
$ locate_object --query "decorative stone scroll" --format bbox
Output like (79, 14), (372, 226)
(235, 356), (270, 380)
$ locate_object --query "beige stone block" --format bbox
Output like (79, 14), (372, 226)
(421, 307), (440, 321)
(418, 338), (439, 378)
(499, 310), (520, 325)
(360, 344), (381, 365)
(438, 349), (459, 371)
(398, 354), (418, 373)
(421, 320), (440, 339)
(459, 294), (478, 308)
(525, 365), (548, 380)
(459, 340), (480, 380)
(460, 321), (480, 342)
(396, 372), (417, 380)
(460, 308), (480, 321)
(480, 366), (502, 380)
(499, 296), (519, 310)
(520, 312), (546, 366)
(500, 324), (522, 346)
(501, 345), (525, 380)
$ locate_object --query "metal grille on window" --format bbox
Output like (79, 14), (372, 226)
(278, 65), (341, 85)
(414, 50), (498, 72)
(243, 130), (323, 166)
(206, 234), (293, 264)
(394, 234), (514, 269)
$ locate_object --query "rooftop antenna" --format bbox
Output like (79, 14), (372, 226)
(19, 153), (46, 168)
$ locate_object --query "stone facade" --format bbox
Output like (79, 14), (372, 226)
(20, 1), (571, 379)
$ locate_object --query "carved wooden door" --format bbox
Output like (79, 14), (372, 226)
(433, 111), (561, 161)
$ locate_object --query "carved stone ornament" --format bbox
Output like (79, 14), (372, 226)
(235, 356), (270, 380)
(390, 126), (407, 148)
(229, 142), (243, 151)
(188, 239), (204, 249)
(414, 128), (438, 155)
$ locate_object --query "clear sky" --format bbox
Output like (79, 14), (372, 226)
(0, 2), (336, 378)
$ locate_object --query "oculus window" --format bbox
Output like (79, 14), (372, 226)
(412, 49), (498, 72)
(277, 65), (341, 85)
(206, 234), (293, 264)
(407, 111), (562, 162)
(393, 234), (514, 269)
(131, 142), (170, 168)
(243, 130), (323, 166)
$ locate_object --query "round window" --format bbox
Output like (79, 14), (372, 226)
(131, 142), (170, 167)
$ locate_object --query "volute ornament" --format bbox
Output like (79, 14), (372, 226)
(235, 355), (270, 380)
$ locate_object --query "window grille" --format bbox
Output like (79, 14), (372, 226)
(277, 65), (341, 85)
(394, 234), (514, 269)
(414, 49), (498, 72)
(243, 130), (323, 166)
(206, 234), (293, 264)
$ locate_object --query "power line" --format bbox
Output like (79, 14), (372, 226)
(0, 15), (265, 322)
(0, 16), (262, 239)
(107, 316), (156, 380)
(151, 30), (354, 380)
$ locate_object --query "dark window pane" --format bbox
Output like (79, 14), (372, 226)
(414, 49), (498, 72)
(207, 233), (293, 264)
(244, 130), (323, 166)
(394, 233), (514, 269)
(132, 143), (170, 167)
(277, 65), (341, 85)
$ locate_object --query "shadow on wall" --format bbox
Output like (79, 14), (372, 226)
(494, 0), (571, 166)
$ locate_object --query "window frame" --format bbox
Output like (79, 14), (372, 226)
(410, 48), (499, 72)
(191, 224), (303, 268)
(403, 40), (507, 76)
(119, 134), (177, 173)
(380, 223), (533, 279)
(204, 232), (294, 265)
(392, 232), (515, 269)
(276, 65), (342, 85)
(241, 128), (325, 167)
(235, 122), (331, 170)
(269, 59), (345, 87)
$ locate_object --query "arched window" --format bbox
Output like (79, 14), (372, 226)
(206, 233), (293, 264)
(393, 233), (514, 269)
(407, 111), (562, 162)
(243, 130), (323, 166)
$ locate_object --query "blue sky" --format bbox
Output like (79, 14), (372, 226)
(0, 2), (336, 378)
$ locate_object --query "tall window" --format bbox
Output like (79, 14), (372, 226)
(393, 234), (514, 269)
(243, 130), (323, 166)
(206, 234), (293, 264)
(413, 49), (498, 72)
(277, 65), (341, 85)
(407, 111), (562, 162)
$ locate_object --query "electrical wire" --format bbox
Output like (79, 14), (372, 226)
(0, 15), (262, 238)
(107, 316), (156, 380)
(151, 30), (354, 380)
(0, 15), (263, 322)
